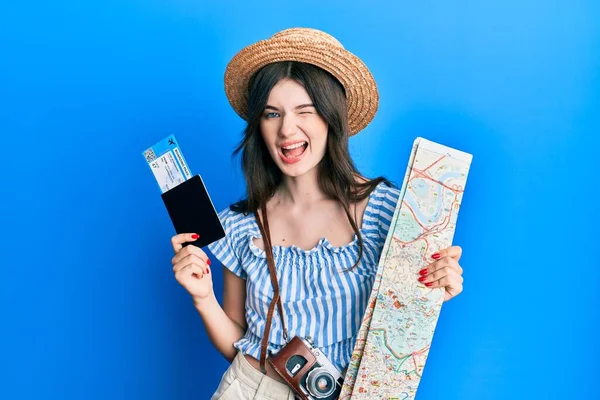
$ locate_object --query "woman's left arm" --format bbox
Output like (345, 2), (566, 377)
(417, 246), (464, 302)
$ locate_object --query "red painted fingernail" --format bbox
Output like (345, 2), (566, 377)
(207, 259), (211, 266)
(419, 268), (428, 275)
(431, 253), (441, 259)
(191, 234), (199, 239)
(425, 282), (433, 287)
(418, 276), (427, 282)
(206, 268), (210, 274)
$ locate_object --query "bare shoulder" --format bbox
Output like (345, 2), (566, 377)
(354, 175), (369, 185)
(351, 175), (373, 224)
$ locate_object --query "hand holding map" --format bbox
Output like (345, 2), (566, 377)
(418, 245), (464, 302)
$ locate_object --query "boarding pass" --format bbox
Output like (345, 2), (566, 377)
(142, 134), (192, 193)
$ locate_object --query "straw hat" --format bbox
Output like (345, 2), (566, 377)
(224, 28), (379, 136)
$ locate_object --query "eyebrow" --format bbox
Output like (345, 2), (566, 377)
(264, 103), (315, 111)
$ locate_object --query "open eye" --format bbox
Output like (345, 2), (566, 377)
(264, 112), (279, 119)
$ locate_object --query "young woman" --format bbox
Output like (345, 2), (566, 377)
(170, 28), (465, 400)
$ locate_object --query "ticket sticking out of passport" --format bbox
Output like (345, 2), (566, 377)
(143, 134), (192, 193)
(142, 135), (225, 248)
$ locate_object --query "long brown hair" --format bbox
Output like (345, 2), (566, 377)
(231, 61), (391, 268)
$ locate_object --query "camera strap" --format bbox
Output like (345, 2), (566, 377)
(255, 206), (288, 375)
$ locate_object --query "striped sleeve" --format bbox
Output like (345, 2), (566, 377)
(207, 207), (247, 279)
(377, 184), (401, 241)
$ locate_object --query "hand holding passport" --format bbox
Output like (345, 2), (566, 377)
(142, 135), (225, 248)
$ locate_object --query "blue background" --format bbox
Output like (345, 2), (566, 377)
(1, 1), (598, 399)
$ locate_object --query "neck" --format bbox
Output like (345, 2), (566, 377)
(276, 168), (327, 207)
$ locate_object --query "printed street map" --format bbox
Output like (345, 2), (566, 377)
(341, 138), (473, 400)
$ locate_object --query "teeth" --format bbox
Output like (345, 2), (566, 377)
(282, 142), (306, 150)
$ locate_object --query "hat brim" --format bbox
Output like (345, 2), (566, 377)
(224, 37), (378, 136)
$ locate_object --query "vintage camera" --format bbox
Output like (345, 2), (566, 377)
(269, 336), (344, 400)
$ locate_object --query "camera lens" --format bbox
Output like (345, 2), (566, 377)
(306, 367), (336, 398)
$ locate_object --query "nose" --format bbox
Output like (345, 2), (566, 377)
(278, 113), (299, 138)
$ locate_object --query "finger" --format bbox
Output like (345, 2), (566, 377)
(171, 233), (200, 253)
(430, 245), (462, 261)
(431, 274), (464, 302)
(175, 263), (206, 280)
(451, 261), (463, 275)
(418, 266), (456, 284)
(172, 256), (207, 274)
(422, 275), (462, 291)
(172, 254), (208, 273)
(172, 244), (210, 266)
(434, 257), (462, 274)
(421, 275), (448, 288)
(419, 257), (462, 277)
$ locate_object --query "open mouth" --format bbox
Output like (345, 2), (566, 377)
(280, 141), (308, 163)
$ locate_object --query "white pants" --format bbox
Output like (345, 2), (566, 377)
(211, 352), (295, 400)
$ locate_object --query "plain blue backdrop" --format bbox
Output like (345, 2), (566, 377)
(1, 1), (599, 399)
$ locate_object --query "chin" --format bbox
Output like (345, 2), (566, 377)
(279, 164), (313, 178)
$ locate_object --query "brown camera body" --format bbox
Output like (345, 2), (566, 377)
(269, 336), (344, 400)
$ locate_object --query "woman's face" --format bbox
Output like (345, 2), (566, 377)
(260, 79), (328, 178)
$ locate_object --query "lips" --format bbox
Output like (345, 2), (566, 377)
(279, 141), (308, 164)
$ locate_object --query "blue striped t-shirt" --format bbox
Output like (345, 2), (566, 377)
(207, 182), (400, 372)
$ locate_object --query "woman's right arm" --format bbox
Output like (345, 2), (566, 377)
(171, 233), (247, 362)
(193, 268), (247, 362)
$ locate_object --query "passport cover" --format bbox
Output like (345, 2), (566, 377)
(161, 175), (225, 248)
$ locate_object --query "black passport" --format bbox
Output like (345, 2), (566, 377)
(160, 175), (225, 248)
